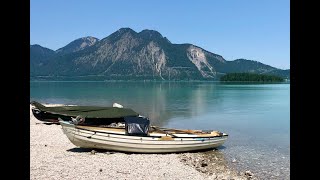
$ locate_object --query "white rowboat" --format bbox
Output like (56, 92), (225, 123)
(60, 121), (228, 153)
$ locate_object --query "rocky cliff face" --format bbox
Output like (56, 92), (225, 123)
(187, 45), (216, 78)
(30, 28), (289, 80)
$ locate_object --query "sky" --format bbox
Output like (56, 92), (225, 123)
(30, 0), (290, 69)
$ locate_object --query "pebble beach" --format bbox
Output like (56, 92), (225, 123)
(30, 104), (253, 180)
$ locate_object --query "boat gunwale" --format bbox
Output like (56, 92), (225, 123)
(72, 128), (228, 143)
(73, 132), (228, 146)
(74, 125), (227, 139)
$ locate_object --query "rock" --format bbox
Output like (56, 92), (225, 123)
(201, 162), (208, 167)
(232, 158), (237, 163)
(44, 144), (47, 147)
(91, 150), (96, 155)
(245, 170), (253, 177)
(99, 169), (102, 172)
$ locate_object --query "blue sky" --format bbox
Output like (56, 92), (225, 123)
(30, 0), (290, 69)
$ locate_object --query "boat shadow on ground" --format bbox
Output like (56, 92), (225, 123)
(36, 122), (60, 125)
(66, 146), (236, 177)
(66, 145), (226, 154)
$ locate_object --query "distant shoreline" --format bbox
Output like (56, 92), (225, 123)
(220, 73), (286, 82)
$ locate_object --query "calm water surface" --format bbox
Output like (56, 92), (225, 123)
(30, 81), (290, 179)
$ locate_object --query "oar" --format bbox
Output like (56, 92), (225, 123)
(151, 126), (202, 134)
(151, 126), (178, 138)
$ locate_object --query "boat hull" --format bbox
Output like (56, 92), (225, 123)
(60, 121), (228, 153)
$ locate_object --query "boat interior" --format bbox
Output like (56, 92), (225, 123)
(76, 123), (224, 138)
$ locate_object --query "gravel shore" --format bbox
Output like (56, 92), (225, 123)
(30, 104), (250, 180)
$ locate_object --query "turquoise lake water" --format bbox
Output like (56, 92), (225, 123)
(30, 81), (290, 179)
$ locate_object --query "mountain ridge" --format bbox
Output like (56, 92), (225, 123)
(30, 28), (289, 81)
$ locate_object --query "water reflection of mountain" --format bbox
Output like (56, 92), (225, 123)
(31, 81), (222, 127)
(112, 82), (221, 127)
(31, 81), (286, 128)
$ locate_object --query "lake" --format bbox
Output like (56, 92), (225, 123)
(30, 81), (290, 179)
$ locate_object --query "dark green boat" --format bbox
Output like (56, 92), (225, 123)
(30, 101), (139, 125)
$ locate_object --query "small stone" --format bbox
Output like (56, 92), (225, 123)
(99, 169), (102, 172)
(91, 150), (96, 155)
(245, 170), (253, 177)
(44, 144), (47, 147)
(201, 162), (208, 167)
(232, 158), (237, 163)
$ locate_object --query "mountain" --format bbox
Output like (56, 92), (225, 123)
(55, 36), (99, 54)
(30, 28), (290, 80)
(30, 44), (55, 75)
